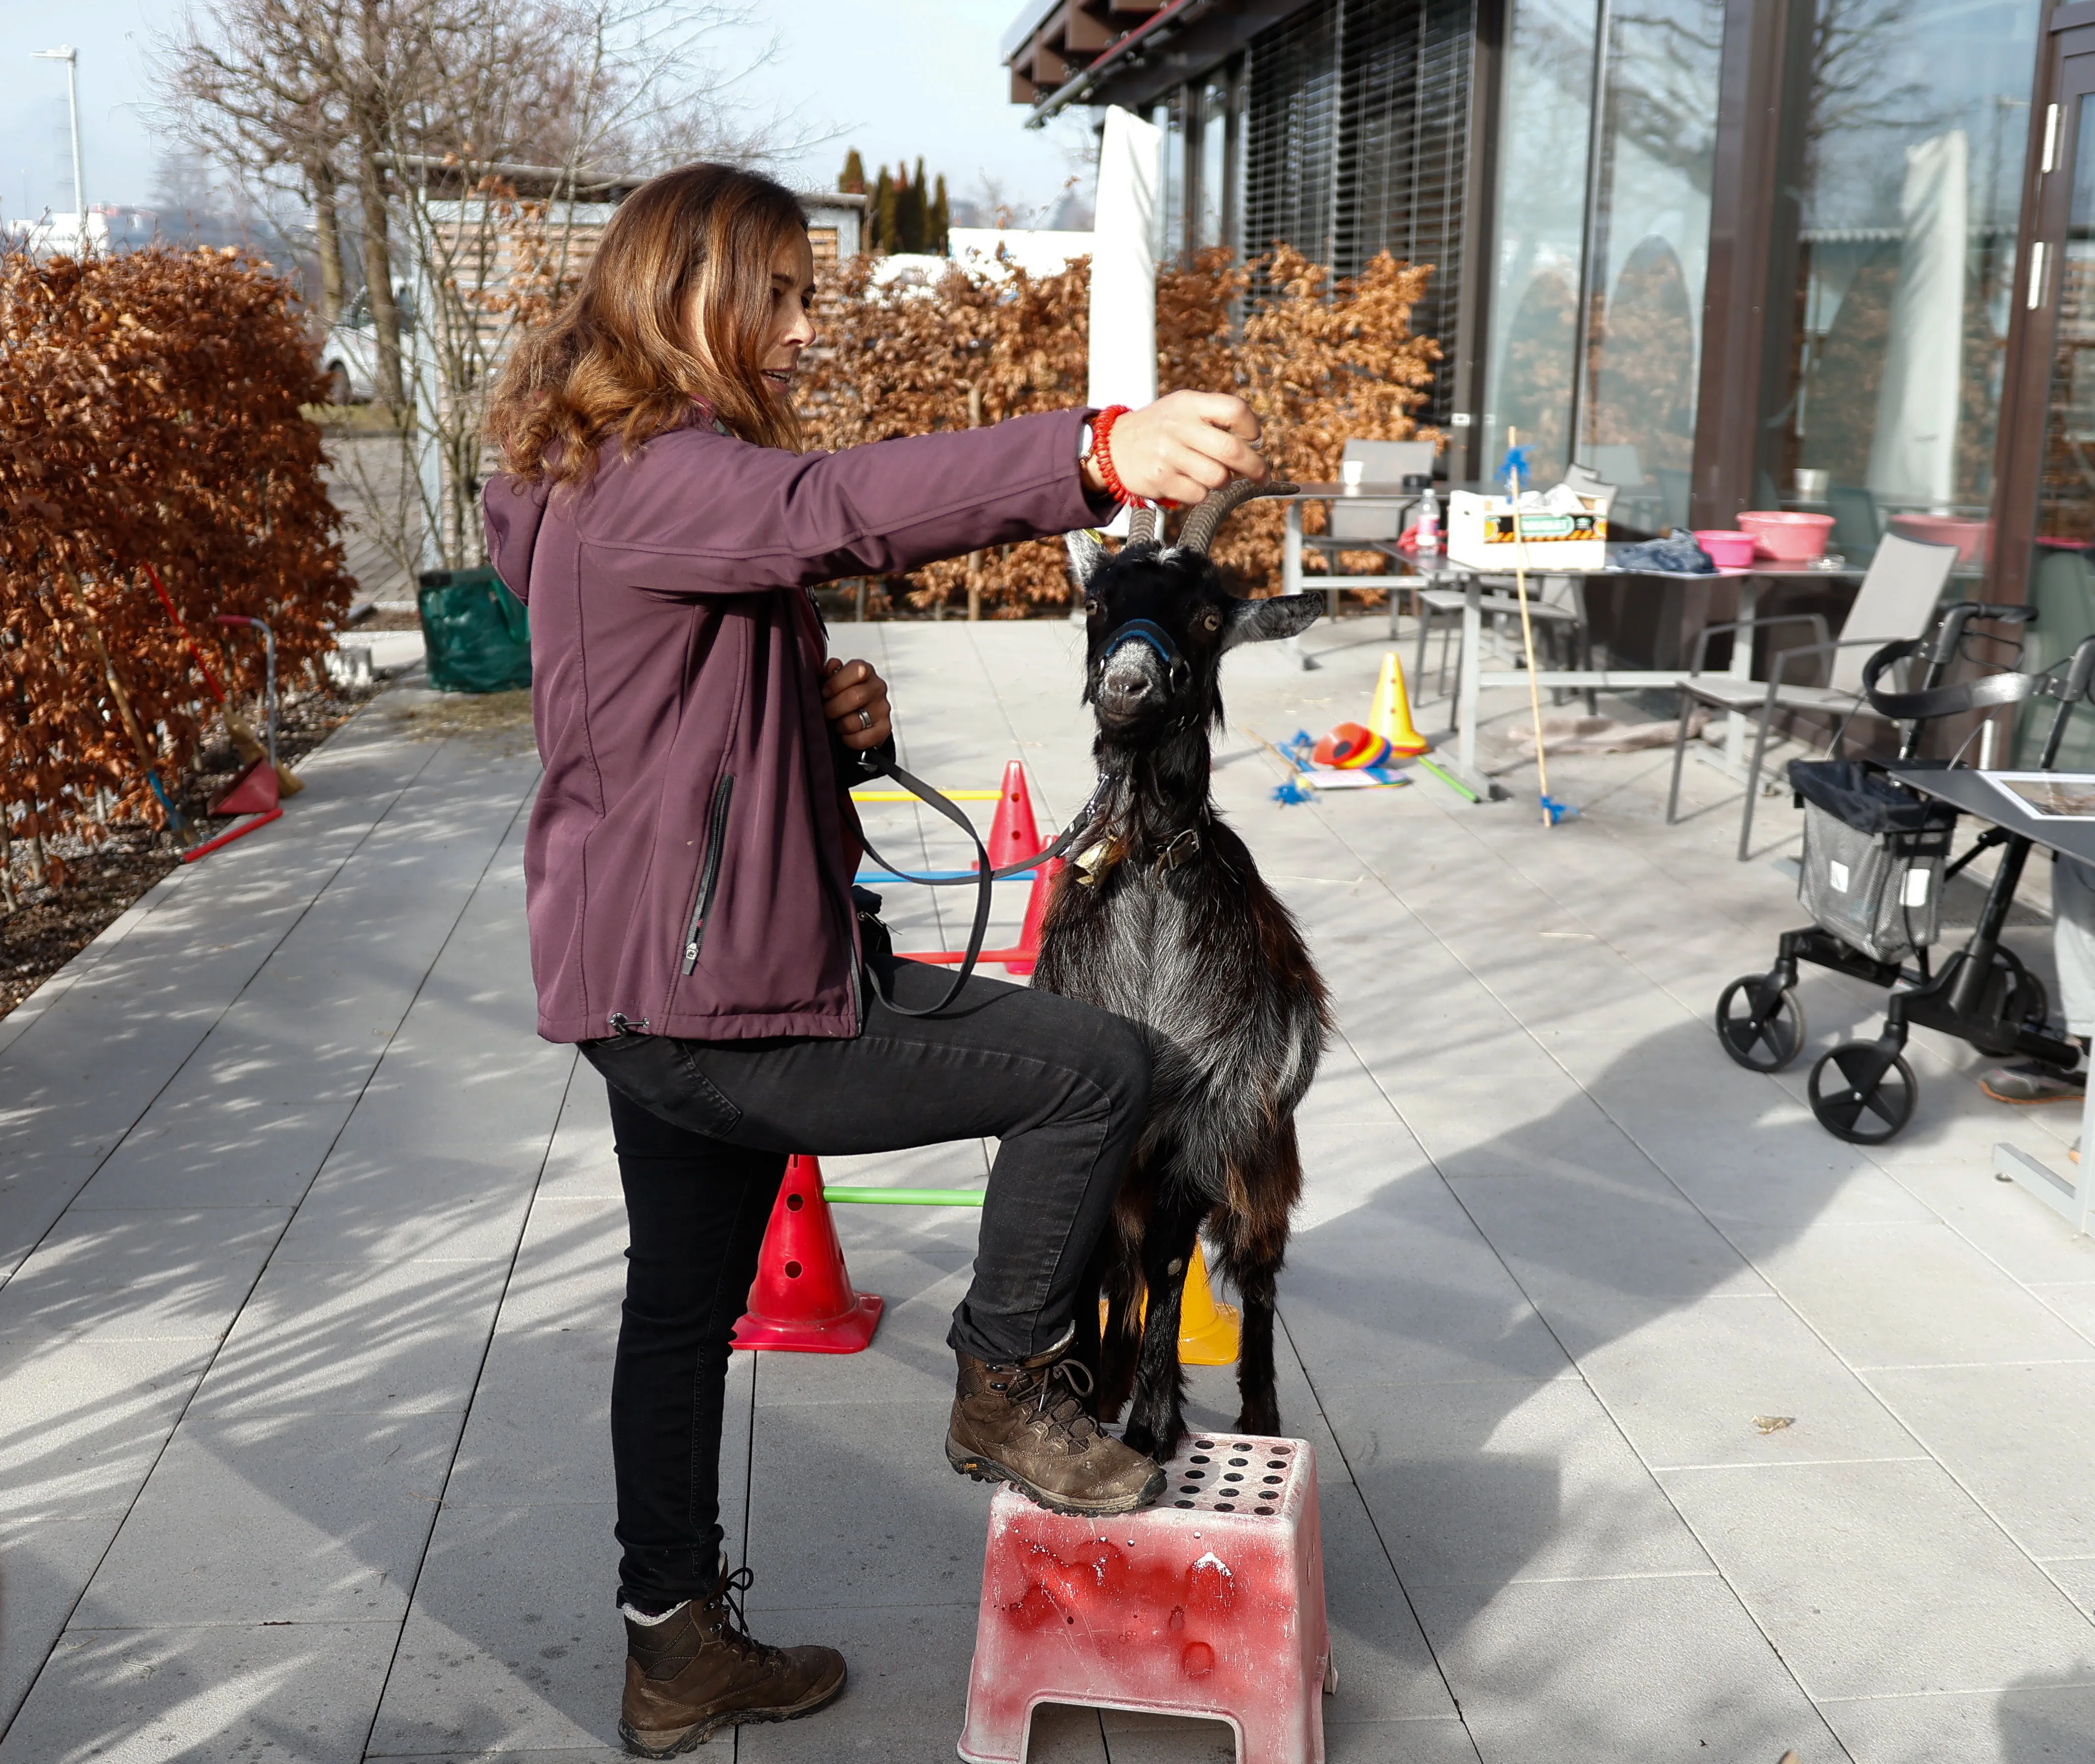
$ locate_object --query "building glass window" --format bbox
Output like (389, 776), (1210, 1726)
(1158, 92), (1188, 263)
(1758, 0), (2037, 561)
(1482, 0), (1600, 487)
(1198, 78), (1231, 250)
(1573, 0), (1723, 534)
(1483, 0), (1722, 529)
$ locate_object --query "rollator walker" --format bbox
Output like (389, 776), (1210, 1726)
(1715, 601), (2095, 1144)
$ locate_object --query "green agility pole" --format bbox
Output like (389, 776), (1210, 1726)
(823, 1187), (986, 1207)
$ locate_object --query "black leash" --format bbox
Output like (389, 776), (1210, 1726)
(851, 753), (1102, 1017)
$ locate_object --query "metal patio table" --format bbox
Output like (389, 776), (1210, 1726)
(1274, 483), (1865, 794)
(1884, 763), (2095, 1234)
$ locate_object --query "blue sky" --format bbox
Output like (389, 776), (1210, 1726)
(0, 0), (1084, 224)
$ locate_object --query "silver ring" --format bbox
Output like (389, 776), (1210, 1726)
(857, 708), (873, 730)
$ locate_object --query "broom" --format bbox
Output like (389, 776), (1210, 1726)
(141, 564), (303, 797)
(1504, 429), (1576, 828)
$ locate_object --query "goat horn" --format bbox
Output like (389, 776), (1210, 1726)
(1125, 505), (1158, 547)
(1177, 478), (1299, 555)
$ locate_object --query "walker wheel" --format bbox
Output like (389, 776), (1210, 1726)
(1715, 974), (1807, 1072)
(1809, 1042), (1917, 1144)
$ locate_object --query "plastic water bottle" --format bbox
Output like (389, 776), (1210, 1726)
(1416, 483), (1440, 558)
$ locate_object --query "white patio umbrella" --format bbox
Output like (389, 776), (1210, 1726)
(1087, 105), (1161, 534)
(1869, 130), (1969, 513)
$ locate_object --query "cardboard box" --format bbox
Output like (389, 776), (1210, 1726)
(1447, 491), (1608, 572)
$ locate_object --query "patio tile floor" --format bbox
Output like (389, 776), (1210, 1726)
(3, 620), (2094, 1762)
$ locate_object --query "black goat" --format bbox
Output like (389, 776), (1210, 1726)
(1035, 481), (1332, 1462)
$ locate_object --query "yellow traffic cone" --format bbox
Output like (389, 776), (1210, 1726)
(1368, 650), (1429, 757)
(1100, 1244), (1241, 1366)
(1176, 1245), (1241, 1366)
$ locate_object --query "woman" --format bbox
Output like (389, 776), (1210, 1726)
(482, 162), (1266, 1757)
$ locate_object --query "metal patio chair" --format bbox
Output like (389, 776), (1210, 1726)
(1666, 529), (1960, 859)
(1308, 438), (1435, 617)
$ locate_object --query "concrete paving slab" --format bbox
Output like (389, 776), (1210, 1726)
(1450, 1169), (1768, 1310)
(1284, 1182), (1574, 1390)
(0, 1337), (214, 1523)
(440, 1322), (617, 1511)
(188, 1255), (511, 1417)
(1877, 1156), (2095, 1287)
(0, 1619), (399, 1764)
(1313, 1479), (1460, 1723)
(732, 1601), (1113, 1764)
(1323, 1378), (1713, 1589)
(1861, 1362), (2095, 1563)
(535, 1080), (619, 1202)
(743, 1396), (996, 1613)
(0, 1154), (106, 1285)
(1817, 1684), (2095, 1764)
(273, 1150), (539, 1264)
(75, 1409), (457, 1624)
(0, 1207), (289, 1342)
(364, 1502), (624, 1757)
(0, 1513), (126, 1727)
(1658, 1458), (2095, 1698)
(68, 1098), (354, 1210)
(1552, 1294), (1924, 1470)
(1408, 1573), (1838, 1763)
(1731, 1219), (2095, 1370)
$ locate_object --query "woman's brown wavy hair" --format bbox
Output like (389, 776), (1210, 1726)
(487, 163), (808, 485)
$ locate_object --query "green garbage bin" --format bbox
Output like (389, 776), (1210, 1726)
(418, 566), (531, 694)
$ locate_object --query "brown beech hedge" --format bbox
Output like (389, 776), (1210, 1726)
(0, 246), (352, 849)
(798, 244), (1440, 616)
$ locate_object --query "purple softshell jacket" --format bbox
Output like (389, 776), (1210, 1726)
(483, 407), (1107, 1044)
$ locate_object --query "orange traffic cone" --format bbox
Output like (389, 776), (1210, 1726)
(209, 755), (280, 817)
(983, 760), (1043, 870)
(732, 1155), (884, 1353)
(1368, 651), (1430, 758)
(1001, 855), (1066, 977)
(1099, 1243), (1242, 1366)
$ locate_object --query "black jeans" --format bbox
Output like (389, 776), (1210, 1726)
(583, 956), (1150, 1608)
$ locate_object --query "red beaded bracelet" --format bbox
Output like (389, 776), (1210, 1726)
(1089, 405), (1177, 512)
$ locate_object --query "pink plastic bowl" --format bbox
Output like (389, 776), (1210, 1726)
(1694, 529), (1759, 569)
(1887, 513), (1991, 567)
(1737, 511), (1834, 562)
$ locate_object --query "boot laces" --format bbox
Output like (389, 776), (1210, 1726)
(708, 1565), (783, 1665)
(1011, 1356), (1103, 1442)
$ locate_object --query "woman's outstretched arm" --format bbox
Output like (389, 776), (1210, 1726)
(504, 396), (1265, 599)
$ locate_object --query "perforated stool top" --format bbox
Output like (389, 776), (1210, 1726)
(958, 1433), (1332, 1764)
(1159, 1432), (1303, 1515)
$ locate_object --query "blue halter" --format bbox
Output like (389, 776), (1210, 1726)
(1104, 619), (1182, 667)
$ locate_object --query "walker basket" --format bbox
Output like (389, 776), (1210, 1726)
(1790, 760), (1957, 965)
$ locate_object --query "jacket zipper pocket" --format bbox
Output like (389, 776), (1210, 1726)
(680, 773), (736, 975)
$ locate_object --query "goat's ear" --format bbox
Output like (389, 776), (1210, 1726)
(1064, 528), (1110, 593)
(1221, 592), (1323, 651)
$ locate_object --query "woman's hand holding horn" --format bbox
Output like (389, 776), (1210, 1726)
(1083, 392), (1268, 506)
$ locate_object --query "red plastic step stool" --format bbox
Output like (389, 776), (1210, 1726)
(957, 1433), (1333, 1764)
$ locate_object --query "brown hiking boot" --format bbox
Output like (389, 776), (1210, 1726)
(947, 1344), (1166, 1517)
(619, 1559), (844, 1758)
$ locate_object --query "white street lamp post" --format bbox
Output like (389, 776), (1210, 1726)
(32, 46), (84, 222)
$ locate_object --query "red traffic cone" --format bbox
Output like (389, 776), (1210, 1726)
(1001, 855), (1066, 977)
(732, 1154), (884, 1354)
(982, 760), (1043, 871)
(209, 756), (280, 817)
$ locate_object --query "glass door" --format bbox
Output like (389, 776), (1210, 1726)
(2000, 28), (2095, 763)
(1998, 24), (2095, 602)
(2031, 61), (2095, 552)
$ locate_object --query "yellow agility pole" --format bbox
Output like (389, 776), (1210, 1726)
(1504, 428), (1575, 828)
